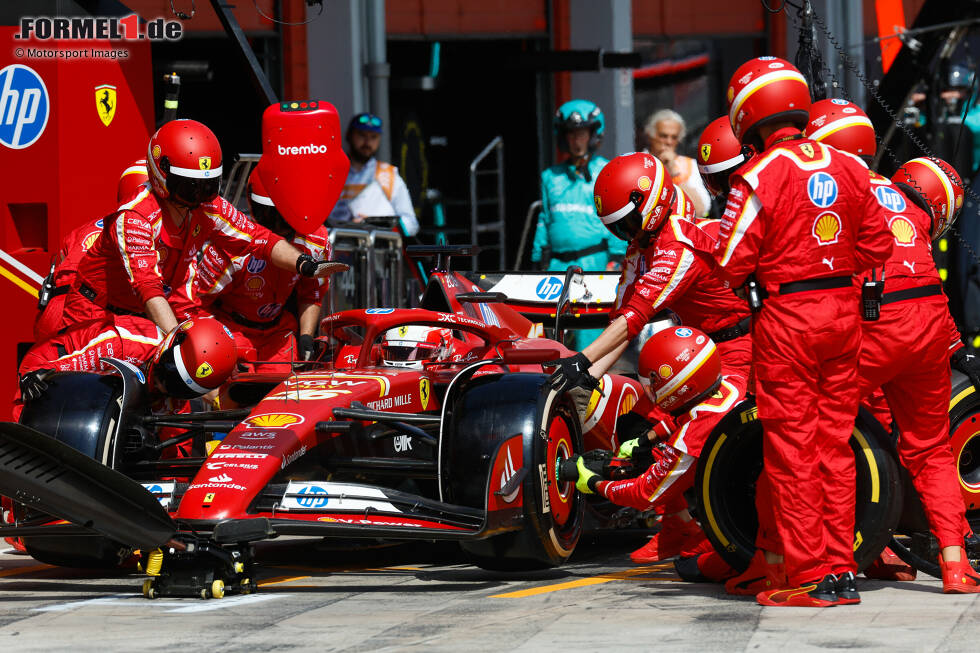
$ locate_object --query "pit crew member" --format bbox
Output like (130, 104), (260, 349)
(713, 57), (892, 607)
(59, 119), (344, 335)
(189, 166), (332, 369)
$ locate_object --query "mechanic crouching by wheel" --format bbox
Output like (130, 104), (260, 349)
(713, 57), (893, 607)
(57, 119), (345, 336)
(562, 327), (747, 569)
(548, 151), (752, 563)
(189, 164), (333, 370)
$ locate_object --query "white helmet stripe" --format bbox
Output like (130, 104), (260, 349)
(168, 164), (223, 179)
(698, 153), (746, 175)
(250, 191), (275, 207)
(730, 69), (809, 126)
(807, 115), (874, 143)
(172, 343), (210, 395)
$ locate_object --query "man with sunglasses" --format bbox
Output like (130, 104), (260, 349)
(328, 113), (419, 237)
(58, 119), (342, 335)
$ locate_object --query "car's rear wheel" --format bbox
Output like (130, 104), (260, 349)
(695, 400), (902, 573)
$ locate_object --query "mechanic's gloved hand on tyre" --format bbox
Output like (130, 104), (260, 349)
(298, 334), (316, 361)
(547, 352), (599, 393)
(19, 369), (52, 402)
(952, 349), (980, 389)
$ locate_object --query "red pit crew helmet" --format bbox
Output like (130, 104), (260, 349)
(593, 152), (675, 242)
(637, 326), (721, 416)
(380, 325), (454, 369)
(727, 57), (810, 146)
(117, 158), (149, 203)
(147, 120), (222, 207)
(697, 116), (748, 197)
(247, 163), (293, 237)
(672, 185), (696, 220)
(892, 157), (965, 240)
(258, 101), (351, 236)
(805, 99), (876, 160)
(147, 318), (237, 399)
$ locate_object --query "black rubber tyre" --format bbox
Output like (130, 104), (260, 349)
(18, 372), (131, 568)
(694, 399), (903, 573)
(443, 373), (585, 569)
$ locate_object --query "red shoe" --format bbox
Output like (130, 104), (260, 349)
(676, 550), (738, 583)
(679, 528), (714, 558)
(863, 546), (916, 581)
(757, 574), (838, 607)
(725, 549), (786, 595)
(940, 556), (980, 594)
(630, 515), (701, 563)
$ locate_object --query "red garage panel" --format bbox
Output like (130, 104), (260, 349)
(387, 0), (547, 37)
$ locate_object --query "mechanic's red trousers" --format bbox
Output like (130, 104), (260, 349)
(858, 298), (970, 549)
(598, 444), (695, 511)
(753, 289), (861, 586)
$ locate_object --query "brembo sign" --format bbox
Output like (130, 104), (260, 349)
(277, 143), (328, 155)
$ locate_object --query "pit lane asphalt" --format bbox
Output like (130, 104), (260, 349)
(0, 532), (977, 652)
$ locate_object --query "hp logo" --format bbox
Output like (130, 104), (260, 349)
(0, 64), (49, 150)
(535, 276), (563, 301)
(296, 485), (329, 508)
(875, 186), (907, 213)
(807, 172), (838, 208)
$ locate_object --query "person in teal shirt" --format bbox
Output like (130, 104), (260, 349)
(532, 100), (626, 349)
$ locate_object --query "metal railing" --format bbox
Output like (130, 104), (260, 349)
(469, 136), (505, 271)
(514, 200), (542, 271)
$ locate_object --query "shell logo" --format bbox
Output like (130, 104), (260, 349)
(152, 144), (161, 158)
(243, 413), (304, 429)
(727, 86), (734, 103)
(637, 176), (652, 191)
(957, 195), (964, 210)
(700, 144), (711, 162)
(618, 390), (637, 416)
(889, 215), (916, 247)
(82, 231), (100, 251)
(812, 211), (841, 245)
(158, 247), (169, 262)
(658, 364), (673, 379)
(246, 276), (264, 291)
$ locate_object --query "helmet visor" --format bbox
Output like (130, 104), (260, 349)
(168, 175), (221, 207)
(382, 342), (441, 363)
(607, 210), (644, 242)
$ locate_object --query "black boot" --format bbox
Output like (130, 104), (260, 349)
(834, 571), (861, 605)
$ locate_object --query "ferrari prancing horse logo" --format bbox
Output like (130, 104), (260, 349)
(95, 84), (116, 127)
(700, 144), (711, 162)
(419, 378), (431, 410)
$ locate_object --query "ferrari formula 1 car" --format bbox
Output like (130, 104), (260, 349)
(0, 247), (642, 598)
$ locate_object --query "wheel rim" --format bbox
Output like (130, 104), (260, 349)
(546, 415), (575, 527)
(952, 412), (980, 510)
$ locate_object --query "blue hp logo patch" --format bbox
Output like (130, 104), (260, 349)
(535, 276), (563, 301)
(874, 185), (907, 213)
(0, 64), (49, 149)
(807, 172), (838, 208)
(296, 485), (329, 508)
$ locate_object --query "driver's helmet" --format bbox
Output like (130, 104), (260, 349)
(146, 119), (223, 208)
(554, 99), (605, 154)
(637, 326), (721, 416)
(380, 325), (454, 369)
(146, 318), (237, 399)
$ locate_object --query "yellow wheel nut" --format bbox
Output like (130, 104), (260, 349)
(234, 562), (245, 573)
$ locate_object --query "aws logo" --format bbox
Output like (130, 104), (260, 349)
(242, 413), (304, 429)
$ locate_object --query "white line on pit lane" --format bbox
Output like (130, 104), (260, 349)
(34, 593), (288, 613)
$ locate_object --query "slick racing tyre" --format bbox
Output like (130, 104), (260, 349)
(443, 373), (585, 570)
(695, 399), (902, 573)
(17, 372), (131, 568)
(891, 370), (980, 579)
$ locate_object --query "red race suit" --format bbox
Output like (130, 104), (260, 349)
(33, 217), (106, 340)
(611, 215), (753, 378)
(714, 131), (892, 585)
(60, 188), (280, 329)
(192, 226), (331, 369)
(597, 372), (748, 511)
(857, 173), (970, 548)
(15, 315), (163, 419)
